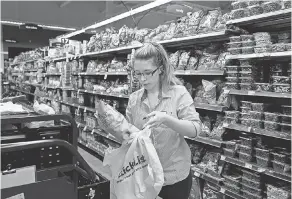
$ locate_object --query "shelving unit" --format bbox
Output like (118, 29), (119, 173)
(220, 155), (291, 182)
(186, 136), (222, 148)
(194, 103), (227, 112)
(226, 51), (292, 60)
(227, 89), (291, 99)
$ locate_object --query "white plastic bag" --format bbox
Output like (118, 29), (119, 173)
(103, 127), (164, 199)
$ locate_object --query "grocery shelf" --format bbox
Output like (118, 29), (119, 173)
(78, 139), (105, 160)
(82, 45), (140, 57)
(78, 71), (128, 76)
(220, 155), (291, 182)
(194, 103), (227, 112)
(78, 89), (130, 99)
(227, 89), (291, 99)
(60, 101), (96, 113)
(24, 82), (43, 87)
(186, 136), (222, 148)
(10, 88), (34, 96)
(77, 122), (121, 145)
(174, 70), (225, 76)
(222, 189), (245, 199)
(24, 69), (38, 72)
(44, 73), (62, 76)
(160, 30), (229, 47)
(191, 165), (224, 185)
(225, 123), (291, 141)
(227, 9), (291, 30)
(11, 58), (43, 66)
(226, 51), (292, 60)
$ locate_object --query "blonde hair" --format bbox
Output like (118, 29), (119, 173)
(132, 42), (182, 87)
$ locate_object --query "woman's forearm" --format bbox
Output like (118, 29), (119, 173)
(164, 114), (201, 138)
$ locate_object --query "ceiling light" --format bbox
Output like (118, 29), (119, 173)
(59, 0), (172, 39)
(5, 39), (17, 43)
(0, 51), (8, 54)
(1, 20), (76, 31)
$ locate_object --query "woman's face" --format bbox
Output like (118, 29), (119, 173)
(134, 59), (160, 91)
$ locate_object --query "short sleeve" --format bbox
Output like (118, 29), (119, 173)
(177, 87), (202, 137)
(126, 94), (135, 124)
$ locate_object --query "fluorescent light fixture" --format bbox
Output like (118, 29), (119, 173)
(60, 0), (172, 39)
(1, 20), (76, 31)
(5, 39), (17, 43)
(0, 51), (8, 54)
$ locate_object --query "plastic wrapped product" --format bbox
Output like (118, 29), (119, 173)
(254, 83), (273, 92)
(232, 1), (248, 9)
(228, 42), (242, 48)
(242, 183), (263, 196)
(239, 77), (254, 84)
(240, 136), (255, 147)
(255, 148), (270, 159)
(278, 32), (291, 40)
(226, 82), (239, 90)
(241, 46), (254, 54)
(242, 169), (261, 181)
(225, 110), (240, 118)
(264, 121), (280, 131)
(169, 51), (181, 69)
(230, 36), (241, 42)
(251, 103), (268, 112)
(239, 83), (253, 90)
(254, 45), (272, 53)
(241, 34), (254, 42)
(239, 71), (252, 77)
(272, 76), (290, 84)
(241, 106), (251, 113)
(250, 111), (264, 120)
(281, 115), (291, 124)
(250, 119), (264, 129)
(241, 112), (251, 120)
(225, 66), (239, 72)
(228, 47), (242, 55)
(284, 43), (291, 51)
(248, 5), (264, 16)
(272, 160), (289, 173)
(281, 123), (291, 134)
(226, 71), (240, 77)
(177, 51), (190, 70)
(284, 0), (291, 8)
(241, 41), (256, 47)
(270, 64), (283, 72)
(262, 1), (282, 13)
(226, 77), (239, 83)
(239, 151), (253, 162)
(242, 189), (262, 199)
(266, 183), (291, 199)
(271, 72), (283, 76)
(253, 32), (271, 41)
(239, 144), (253, 154)
(264, 112), (280, 122)
(248, 1), (263, 6)
(273, 84), (291, 93)
(256, 156), (271, 168)
(231, 8), (247, 19)
(242, 179), (263, 193)
(271, 152), (289, 163)
(225, 182), (241, 194)
(239, 66), (252, 72)
(241, 101), (252, 109)
(224, 141), (237, 150)
(224, 117), (239, 124)
(240, 118), (251, 126)
(271, 43), (286, 52)
(223, 148), (237, 157)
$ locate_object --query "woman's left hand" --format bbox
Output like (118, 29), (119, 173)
(142, 111), (169, 129)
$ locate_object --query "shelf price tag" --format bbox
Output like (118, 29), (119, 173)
(220, 188), (226, 194)
(119, 94), (122, 98)
(245, 163), (252, 169)
(91, 130), (95, 135)
(77, 123), (80, 128)
(223, 89), (230, 94)
(248, 91), (256, 95)
(185, 70), (191, 75)
(84, 126), (88, 131)
(247, 127), (252, 132)
(77, 89), (80, 94)
(257, 168), (266, 173)
(104, 74), (108, 80)
(220, 155), (226, 161)
(194, 172), (201, 178)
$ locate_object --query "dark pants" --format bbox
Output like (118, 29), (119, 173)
(158, 170), (192, 199)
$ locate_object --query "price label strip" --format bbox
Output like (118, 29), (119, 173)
(248, 91), (256, 95)
(220, 155), (226, 161)
(222, 123), (229, 128)
(220, 188), (226, 194)
(194, 172), (201, 178)
(257, 168), (266, 173)
(223, 89), (230, 94)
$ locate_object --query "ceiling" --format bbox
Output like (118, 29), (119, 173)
(1, 1), (231, 49)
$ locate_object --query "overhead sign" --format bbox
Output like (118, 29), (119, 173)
(19, 23), (43, 31)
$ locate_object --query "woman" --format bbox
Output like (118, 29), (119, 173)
(126, 42), (202, 199)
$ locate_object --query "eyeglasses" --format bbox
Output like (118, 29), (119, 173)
(134, 67), (160, 79)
